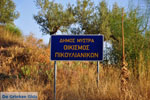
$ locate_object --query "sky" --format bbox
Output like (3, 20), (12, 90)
(13, 0), (140, 44)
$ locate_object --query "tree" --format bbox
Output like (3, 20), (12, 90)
(109, 3), (150, 68)
(98, 0), (111, 41)
(70, 0), (111, 38)
(34, 0), (75, 44)
(96, 0), (112, 63)
(70, 0), (95, 34)
(0, 0), (19, 24)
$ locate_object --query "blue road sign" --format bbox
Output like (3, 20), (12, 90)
(50, 35), (103, 61)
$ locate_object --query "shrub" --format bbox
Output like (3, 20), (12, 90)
(5, 24), (22, 37)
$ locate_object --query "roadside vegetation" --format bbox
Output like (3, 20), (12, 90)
(1, 25), (150, 100)
(0, 0), (150, 100)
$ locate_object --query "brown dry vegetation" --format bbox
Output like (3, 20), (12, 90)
(0, 27), (150, 100)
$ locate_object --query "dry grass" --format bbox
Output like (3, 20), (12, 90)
(0, 27), (150, 100)
(3, 64), (150, 100)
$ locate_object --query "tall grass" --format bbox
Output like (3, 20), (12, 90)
(3, 62), (150, 100)
(0, 26), (23, 47)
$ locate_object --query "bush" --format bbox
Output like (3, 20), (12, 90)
(5, 24), (22, 37)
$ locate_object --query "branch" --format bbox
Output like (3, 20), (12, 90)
(110, 35), (119, 43)
(50, 26), (60, 35)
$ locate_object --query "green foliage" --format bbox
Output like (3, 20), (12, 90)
(34, 0), (75, 35)
(70, 0), (111, 39)
(109, 3), (150, 70)
(98, 0), (111, 41)
(46, 69), (53, 81)
(70, 0), (95, 34)
(21, 65), (31, 78)
(0, 0), (19, 24)
(5, 24), (22, 37)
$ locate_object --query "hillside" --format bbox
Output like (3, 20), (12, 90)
(0, 27), (150, 100)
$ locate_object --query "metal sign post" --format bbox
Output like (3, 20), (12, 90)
(97, 61), (99, 87)
(54, 61), (57, 100)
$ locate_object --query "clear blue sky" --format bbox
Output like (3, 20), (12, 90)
(13, 0), (139, 44)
